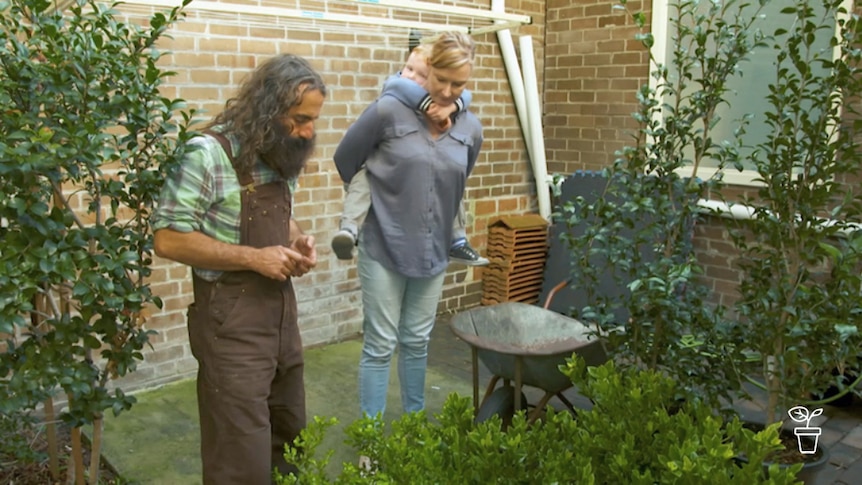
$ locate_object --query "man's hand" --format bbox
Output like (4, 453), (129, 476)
(153, 227), (317, 281)
(243, 246), (293, 281)
(288, 234), (317, 277)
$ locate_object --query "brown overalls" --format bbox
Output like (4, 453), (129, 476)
(187, 133), (305, 484)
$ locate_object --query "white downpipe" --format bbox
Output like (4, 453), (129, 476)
(519, 35), (551, 220)
(696, 199), (756, 220)
(491, 0), (531, 150)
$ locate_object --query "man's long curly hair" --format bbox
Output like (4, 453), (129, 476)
(210, 54), (326, 176)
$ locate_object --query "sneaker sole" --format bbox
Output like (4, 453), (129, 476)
(332, 234), (355, 260)
(449, 257), (490, 267)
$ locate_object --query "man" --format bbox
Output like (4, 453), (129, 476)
(152, 54), (325, 484)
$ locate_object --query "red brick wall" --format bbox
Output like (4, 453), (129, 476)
(544, 0), (649, 175)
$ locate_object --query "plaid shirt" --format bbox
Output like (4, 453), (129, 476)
(152, 127), (298, 281)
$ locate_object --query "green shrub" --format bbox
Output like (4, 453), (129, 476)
(1, 0), (194, 478)
(0, 0), (194, 418)
(276, 357), (800, 484)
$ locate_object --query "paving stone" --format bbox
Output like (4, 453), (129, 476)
(840, 427), (862, 449)
(823, 410), (862, 435)
(819, 426), (846, 448)
(833, 456), (862, 484)
(731, 402), (766, 424)
(483, 215), (549, 304)
(811, 412), (830, 428)
(823, 442), (857, 469)
(808, 461), (846, 485)
(733, 399), (761, 413)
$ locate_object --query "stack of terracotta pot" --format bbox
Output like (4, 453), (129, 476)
(481, 214), (549, 306)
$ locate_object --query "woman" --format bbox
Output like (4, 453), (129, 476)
(334, 31), (482, 419)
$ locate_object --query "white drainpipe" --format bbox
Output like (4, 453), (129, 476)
(519, 35), (552, 220)
(491, 0), (531, 150)
(491, 0), (550, 220)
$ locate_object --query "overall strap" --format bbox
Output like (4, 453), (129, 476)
(203, 129), (255, 188)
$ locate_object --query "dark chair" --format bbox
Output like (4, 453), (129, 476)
(538, 170), (697, 325)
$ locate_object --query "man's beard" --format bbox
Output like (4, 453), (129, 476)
(259, 123), (316, 180)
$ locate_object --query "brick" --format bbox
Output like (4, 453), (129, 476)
(145, 344), (185, 365)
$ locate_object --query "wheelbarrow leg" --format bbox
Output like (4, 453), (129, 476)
(555, 391), (577, 414)
(471, 344), (504, 412)
(526, 391), (577, 424)
(479, 375), (502, 410)
(527, 392), (555, 424)
(471, 346), (479, 410)
(514, 356), (523, 414)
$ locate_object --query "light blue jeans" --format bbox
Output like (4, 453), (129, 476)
(357, 241), (446, 418)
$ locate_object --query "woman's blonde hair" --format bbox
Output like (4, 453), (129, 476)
(428, 31), (476, 70)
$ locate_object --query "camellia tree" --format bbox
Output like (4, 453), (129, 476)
(726, 0), (862, 427)
(553, 0), (764, 413)
(0, 0), (194, 482)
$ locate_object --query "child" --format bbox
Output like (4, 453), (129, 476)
(331, 44), (488, 266)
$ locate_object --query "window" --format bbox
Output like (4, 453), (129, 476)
(651, 0), (843, 186)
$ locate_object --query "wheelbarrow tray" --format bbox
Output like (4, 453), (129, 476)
(450, 302), (607, 395)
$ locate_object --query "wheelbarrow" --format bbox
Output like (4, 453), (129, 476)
(449, 299), (608, 425)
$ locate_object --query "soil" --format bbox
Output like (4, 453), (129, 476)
(741, 421), (825, 467)
(773, 430), (824, 466)
(0, 421), (121, 485)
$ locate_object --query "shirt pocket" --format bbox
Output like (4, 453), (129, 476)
(445, 131), (474, 171)
(380, 124), (424, 169)
(384, 123), (421, 139)
(447, 131), (474, 148)
(383, 124), (419, 143)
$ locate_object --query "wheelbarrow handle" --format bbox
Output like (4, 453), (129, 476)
(543, 278), (572, 310)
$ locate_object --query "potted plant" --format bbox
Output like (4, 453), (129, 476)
(553, 0), (762, 412)
(724, 0), (862, 467)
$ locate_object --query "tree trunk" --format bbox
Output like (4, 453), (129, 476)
(69, 425), (85, 485)
(88, 418), (103, 485)
(44, 396), (60, 480)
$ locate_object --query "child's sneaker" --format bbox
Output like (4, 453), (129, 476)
(449, 242), (489, 266)
(357, 455), (376, 477)
(331, 229), (356, 260)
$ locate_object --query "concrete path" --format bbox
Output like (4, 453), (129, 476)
(101, 324), (476, 483)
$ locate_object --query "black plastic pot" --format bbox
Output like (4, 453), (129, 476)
(810, 367), (857, 407)
(737, 421), (830, 484)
